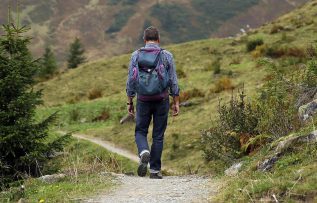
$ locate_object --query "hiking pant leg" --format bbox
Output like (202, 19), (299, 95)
(135, 100), (152, 155)
(150, 98), (169, 172)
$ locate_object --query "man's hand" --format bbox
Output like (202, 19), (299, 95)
(127, 104), (135, 116)
(172, 96), (180, 116)
(127, 96), (135, 116)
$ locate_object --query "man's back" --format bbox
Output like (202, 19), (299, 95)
(125, 26), (180, 179)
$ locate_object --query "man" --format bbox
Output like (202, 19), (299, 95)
(126, 26), (180, 179)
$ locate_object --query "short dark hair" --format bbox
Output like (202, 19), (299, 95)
(143, 26), (160, 41)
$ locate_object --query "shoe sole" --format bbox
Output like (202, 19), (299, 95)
(137, 152), (150, 177)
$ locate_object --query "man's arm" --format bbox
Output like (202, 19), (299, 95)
(165, 51), (180, 116)
(126, 52), (137, 115)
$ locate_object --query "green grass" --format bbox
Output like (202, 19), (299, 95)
(0, 135), (137, 202)
(215, 140), (317, 202)
(31, 0), (317, 201)
(34, 0), (317, 175)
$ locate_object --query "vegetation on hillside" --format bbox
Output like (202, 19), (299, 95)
(67, 38), (86, 69)
(0, 21), (69, 187)
(12, 0), (315, 201)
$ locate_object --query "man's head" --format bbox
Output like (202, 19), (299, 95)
(143, 26), (160, 43)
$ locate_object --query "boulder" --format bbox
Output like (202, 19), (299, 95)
(38, 173), (66, 183)
(120, 114), (135, 124)
(257, 154), (280, 172)
(179, 101), (194, 107)
(298, 99), (317, 121)
(258, 130), (317, 171)
(225, 162), (243, 176)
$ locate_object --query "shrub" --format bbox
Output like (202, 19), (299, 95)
(92, 109), (110, 122)
(201, 89), (261, 162)
(201, 126), (241, 163)
(264, 45), (306, 59)
(0, 20), (69, 186)
(251, 44), (266, 58)
(213, 59), (221, 75)
(176, 68), (187, 78)
(88, 88), (103, 100)
(179, 88), (204, 101)
(270, 24), (284, 34)
(214, 77), (234, 93)
(246, 38), (264, 52)
(257, 61), (301, 138)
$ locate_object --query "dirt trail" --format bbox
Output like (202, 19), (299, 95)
(60, 131), (219, 203)
(69, 132), (139, 163)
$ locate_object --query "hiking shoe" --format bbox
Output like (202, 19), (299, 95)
(137, 151), (150, 177)
(150, 172), (163, 179)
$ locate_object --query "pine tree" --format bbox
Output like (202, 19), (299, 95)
(39, 47), (57, 78)
(67, 38), (86, 69)
(0, 20), (69, 186)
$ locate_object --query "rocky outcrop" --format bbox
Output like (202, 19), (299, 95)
(120, 114), (135, 124)
(225, 162), (243, 176)
(257, 130), (317, 171)
(38, 173), (66, 183)
(298, 99), (317, 121)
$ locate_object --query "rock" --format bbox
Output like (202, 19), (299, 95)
(180, 101), (194, 107)
(298, 99), (317, 121)
(298, 130), (317, 143)
(38, 173), (66, 183)
(225, 162), (243, 176)
(120, 114), (135, 124)
(257, 154), (280, 172)
(17, 198), (26, 203)
(275, 134), (299, 154)
(258, 130), (317, 172)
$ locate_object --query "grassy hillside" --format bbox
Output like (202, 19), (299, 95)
(34, 0), (317, 179)
(0, 0), (308, 63)
(0, 134), (137, 202)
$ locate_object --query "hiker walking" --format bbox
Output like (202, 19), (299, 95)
(126, 26), (180, 179)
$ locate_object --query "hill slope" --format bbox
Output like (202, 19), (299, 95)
(34, 0), (317, 201)
(36, 0), (317, 168)
(0, 0), (309, 63)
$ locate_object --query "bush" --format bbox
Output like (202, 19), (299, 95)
(201, 89), (261, 162)
(264, 45), (306, 59)
(179, 88), (204, 101)
(201, 126), (241, 163)
(88, 88), (103, 100)
(92, 109), (110, 122)
(246, 38), (264, 52)
(0, 21), (69, 186)
(270, 24), (284, 34)
(213, 77), (234, 93)
(213, 59), (221, 75)
(257, 61), (301, 138)
(176, 68), (186, 78)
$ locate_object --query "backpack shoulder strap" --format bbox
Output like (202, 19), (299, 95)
(160, 49), (169, 68)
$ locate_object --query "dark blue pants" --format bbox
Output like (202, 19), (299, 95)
(135, 98), (169, 172)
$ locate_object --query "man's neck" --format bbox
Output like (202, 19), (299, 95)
(145, 41), (159, 45)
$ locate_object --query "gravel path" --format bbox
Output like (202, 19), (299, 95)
(58, 131), (219, 202)
(87, 174), (217, 203)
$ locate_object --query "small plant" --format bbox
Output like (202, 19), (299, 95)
(179, 88), (204, 101)
(201, 126), (241, 163)
(88, 88), (103, 100)
(246, 38), (264, 52)
(176, 68), (187, 78)
(92, 109), (110, 122)
(69, 108), (81, 123)
(213, 77), (234, 93)
(169, 133), (180, 160)
(213, 59), (221, 75)
(67, 38), (86, 69)
(270, 24), (284, 34)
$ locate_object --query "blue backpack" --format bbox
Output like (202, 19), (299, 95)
(133, 48), (169, 96)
